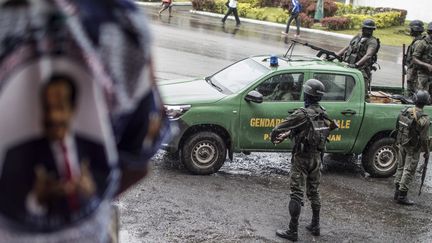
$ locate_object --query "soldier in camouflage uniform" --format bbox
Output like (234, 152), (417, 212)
(394, 90), (430, 205)
(271, 79), (337, 242)
(337, 19), (379, 98)
(413, 22), (432, 96)
(404, 20), (425, 97)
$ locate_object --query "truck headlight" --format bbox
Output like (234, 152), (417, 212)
(164, 105), (191, 120)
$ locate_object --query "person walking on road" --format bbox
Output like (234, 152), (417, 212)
(271, 79), (337, 242)
(337, 19), (380, 99)
(413, 22), (432, 95)
(404, 20), (425, 97)
(281, 0), (301, 37)
(394, 90), (430, 205)
(221, 0), (241, 27)
(159, 0), (173, 16)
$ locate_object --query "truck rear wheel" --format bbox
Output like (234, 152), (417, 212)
(362, 137), (398, 178)
(181, 131), (227, 175)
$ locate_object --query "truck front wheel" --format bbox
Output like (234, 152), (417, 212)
(181, 132), (227, 175)
(362, 137), (398, 178)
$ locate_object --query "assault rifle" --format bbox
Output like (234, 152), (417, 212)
(291, 40), (343, 62)
(419, 153), (429, 196)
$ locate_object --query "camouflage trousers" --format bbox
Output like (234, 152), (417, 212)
(290, 152), (321, 208)
(406, 68), (418, 97)
(394, 145), (420, 192)
(417, 72), (432, 95)
(360, 68), (372, 99)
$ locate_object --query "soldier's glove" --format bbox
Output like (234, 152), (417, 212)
(347, 63), (357, 68)
(270, 130), (281, 145)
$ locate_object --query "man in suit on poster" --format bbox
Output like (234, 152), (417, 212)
(0, 74), (110, 229)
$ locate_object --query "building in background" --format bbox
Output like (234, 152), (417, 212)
(342, 0), (431, 22)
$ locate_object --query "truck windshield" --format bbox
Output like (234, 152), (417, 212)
(209, 58), (270, 93)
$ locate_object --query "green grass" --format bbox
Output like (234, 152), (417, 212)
(329, 25), (412, 46)
(244, 7), (412, 47)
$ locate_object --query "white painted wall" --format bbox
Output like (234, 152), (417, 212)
(352, 0), (432, 22)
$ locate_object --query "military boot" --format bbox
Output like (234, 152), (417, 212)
(397, 190), (414, 205)
(306, 208), (320, 236)
(276, 220), (298, 241)
(276, 199), (301, 241)
(394, 184), (400, 201)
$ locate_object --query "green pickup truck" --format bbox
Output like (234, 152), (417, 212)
(159, 55), (431, 177)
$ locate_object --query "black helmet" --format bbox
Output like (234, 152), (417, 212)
(409, 20), (424, 32)
(428, 22), (432, 31)
(303, 79), (325, 97)
(413, 90), (430, 106)
(362, 19), (376, 30)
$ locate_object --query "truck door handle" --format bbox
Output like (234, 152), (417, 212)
(341, 109), (356, 115)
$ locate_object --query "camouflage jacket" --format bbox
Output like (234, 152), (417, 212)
(413, 35), (432, 72)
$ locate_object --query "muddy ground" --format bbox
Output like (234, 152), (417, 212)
(117, 151), (432, 242)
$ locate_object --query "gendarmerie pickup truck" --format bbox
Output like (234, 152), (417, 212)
(159, 54), (431, 177)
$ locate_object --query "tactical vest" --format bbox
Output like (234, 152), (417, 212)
(396, 107), (424, 147)
(296, 107), (330, 152)
(344, 35), (379, 68)
(419, 36), (432, 65)
(406, 35), (424, 67)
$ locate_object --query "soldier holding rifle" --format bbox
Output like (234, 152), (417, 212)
(403, 20), (425, 97)
(336, 19), (380, 99)
(413, 22), (432, 96)
(394, 90), (430, 205)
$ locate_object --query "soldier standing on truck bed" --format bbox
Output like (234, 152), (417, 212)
(404, 20), (425, 97)
(394, 90), (430, 205)
(337, 19), (380, 100)
(413, 22), (432, 97)
(270, 79), (337, 242)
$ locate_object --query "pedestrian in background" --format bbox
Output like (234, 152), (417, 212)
(282, 0), (301, 37)
(221, 0), (241, 27)
(394, 90), (430, 205)
(159, 0), (173, 17)
(271, 79), (337, 242)
(413, 22), (432, 95)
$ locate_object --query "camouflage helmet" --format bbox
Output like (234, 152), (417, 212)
(303, 79), (325, 97)
(409, 20), (424, 32)
(362, 19), (376, 30)
(413, 90), (430, 106)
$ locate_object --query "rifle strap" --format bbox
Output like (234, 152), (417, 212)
(413, 107), (418, 123)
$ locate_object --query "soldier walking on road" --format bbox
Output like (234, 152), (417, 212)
(394, 90), (430, 205)
(404, 20), (425, 97)
(271, 79), (337, 242)
(337, 19), (380, 99)
(413, 22), (432, 96)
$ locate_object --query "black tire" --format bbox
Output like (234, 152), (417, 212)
(362, 137), (398, 178)
(181, 131), (227, 175)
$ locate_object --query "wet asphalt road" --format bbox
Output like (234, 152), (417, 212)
(117, 6), (432, 242)
(118, 152), (432, 242)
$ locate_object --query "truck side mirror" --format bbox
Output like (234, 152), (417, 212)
(245, 90), (263, 103)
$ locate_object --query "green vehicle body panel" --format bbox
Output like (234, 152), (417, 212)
(159, 55), (432, 156)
